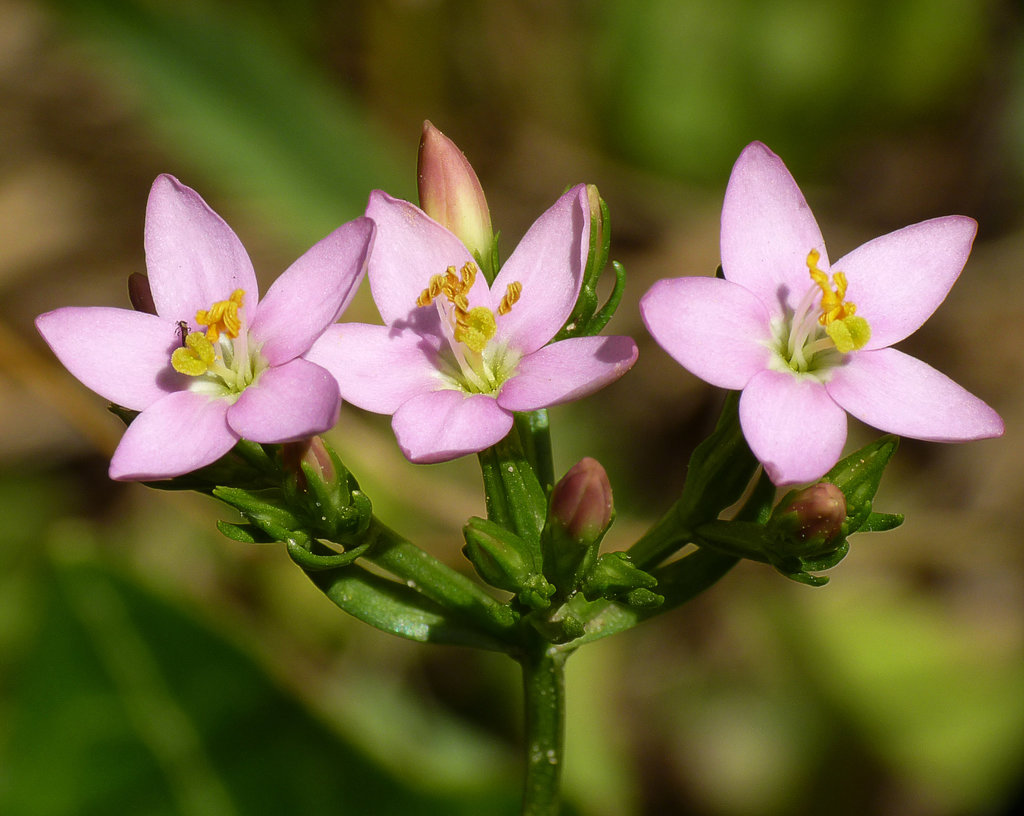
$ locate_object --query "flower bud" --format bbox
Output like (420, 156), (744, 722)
(549, 457), (613, 544)
(581, 551), (662, 607)
(281, 436), (336, 491)
(279, 436), (372, 540)
(541, 457), (615, 596)
(772, 482), (846, 548)
(417, 120), (493, 263)
(127, 272), (156, 314)
(586, 184), (606, 260)
(463, 517), (554, 611)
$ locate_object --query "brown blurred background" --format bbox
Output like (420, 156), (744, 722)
(1, 1), (1023, 814)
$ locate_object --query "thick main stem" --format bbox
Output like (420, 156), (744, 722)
(519, 642), (568, 816)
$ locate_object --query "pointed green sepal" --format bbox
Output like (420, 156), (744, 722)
(216, 520), (277, 544)
(580, 551), (662, 607)
(280, 437), (373, 541)
(540, 458), (615, 598)
(530, 612), (586, 645)
(674, 392), (759, 534)
(823, 435), (899, 536)
(462, 517), (555, 610)
(860, 511), (904, 532)
(554, 188), (626, 339)
(286, 540), (370, 572)
(212, 486), (306, 545)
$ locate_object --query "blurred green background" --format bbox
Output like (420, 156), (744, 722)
(2, 0), (1023, 814)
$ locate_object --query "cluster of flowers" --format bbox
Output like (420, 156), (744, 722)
(37, 128), (1002, 487)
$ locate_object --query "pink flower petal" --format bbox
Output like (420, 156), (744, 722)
(250, 217), (375, 365)
(109, 390), (235, 480)
(831, 216), (976, 349)
(721, 142), (827, 319)
(739, 369), (848, 486)
(364, 191), (477, 326)
(144, 175), (259, 322)
(36, 307), (186, 410)
(392, 390), (514, 463)
(493, 185), (590, 354)
(497, 336), (637, 412)
(305, 323), (444, 413)
(826, 348), (1003, 441)
(227, 358), (340, 443)
(640, 276), (773, 390)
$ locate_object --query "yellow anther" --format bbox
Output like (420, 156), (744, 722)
(195, 289), (245, 342)
(498, 281), (522, 316)
(805, 250), (870, 352)
(171, 331), (216, 376)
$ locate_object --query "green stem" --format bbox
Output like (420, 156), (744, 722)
(569, 545), (739, 646)
(519, 641), (568, 816)
(627, 391), (757, 569)
(360, 517), (519, 639)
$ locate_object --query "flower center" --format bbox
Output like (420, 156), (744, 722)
(773, 250), (871, 377)
(170, 289), (266, 398)
(416, 262), (522, 394)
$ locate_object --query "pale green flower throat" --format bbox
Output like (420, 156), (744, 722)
(416, 262), (523, 395)
(170, 289), (266, 399)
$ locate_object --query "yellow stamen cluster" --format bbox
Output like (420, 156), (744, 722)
(196, 289), (245, 342)
(806, 250), (870, 353)
(416, 262), (522, 354)
(171, 331), (215, 376)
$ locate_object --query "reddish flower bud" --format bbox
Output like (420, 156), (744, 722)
(417, 120), (493, 262)
(775, 481), (846, 544)
(127, 272), (156, 314)
(281, 435), (335, 491)
(550, 457), (613, 544)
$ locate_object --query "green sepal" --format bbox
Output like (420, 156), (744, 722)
(824, 435), (899, 536)
(286, 540), (370, 572)
(281, 442), (373, 541)
(216, 520), (277, 544)
(860, 511), (904, 532)
(477, 433), (547, 550)
(676, 392), (759, 527)
(473, 229), (501, 285)
(514, 411), (555, 494)
(539, 521), (598, 600)
(580, 552), (662, 607)
(212, 486), (306, 545)
(462, 517), (555, 611)
(553, 193), (625, 340)
(694, 519), (851, 587)
(530, 612), (586, 645)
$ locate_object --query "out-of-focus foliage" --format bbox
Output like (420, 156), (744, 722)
(2, 0), (1023, 814)
(595, 0), (994, 180)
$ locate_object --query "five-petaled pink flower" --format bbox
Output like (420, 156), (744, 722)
(306, 184), (638, 463)
(641, 141), (1003, 486)
(36, 174), (374, 480)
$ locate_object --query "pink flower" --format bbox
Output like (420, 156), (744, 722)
(641, 142), (1003, 486)
(36, 175), (374, 480)
(306, 184), (638, 463)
